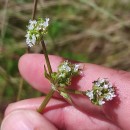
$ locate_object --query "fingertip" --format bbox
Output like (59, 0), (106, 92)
(1, 109), (57, 130)
(18, 54), (44, 76)
(18, 54), (64, 72)
(18, 54), (64, 92)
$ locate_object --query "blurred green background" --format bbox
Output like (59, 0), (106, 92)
(0, 0), (130, 123)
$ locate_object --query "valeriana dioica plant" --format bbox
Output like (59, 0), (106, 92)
(25, 18), (116, 114)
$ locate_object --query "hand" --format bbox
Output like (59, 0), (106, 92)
(1, 54), (130, 130)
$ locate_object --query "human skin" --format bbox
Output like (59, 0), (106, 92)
(1, 54), (130, 130)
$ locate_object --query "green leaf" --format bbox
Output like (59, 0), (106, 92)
(60, 92), (72, 104)
(44, 65), (50, 80)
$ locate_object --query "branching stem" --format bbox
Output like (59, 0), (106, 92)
(41, 40), (52, 75)
(37, 40), (54, 114)
(37, 89), (55, 113)
(58, 87), (86, 95)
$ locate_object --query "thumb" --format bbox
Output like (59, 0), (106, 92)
(1, 109), (57, 130)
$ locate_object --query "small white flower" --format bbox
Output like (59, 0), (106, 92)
(105, 94), (112, 101)
(103, 84), (109, 89)
(31, 34), (36, 45)
(95, 82), (100, 87)
(105, 92), (116, 101)
(74, 64), (80, 72)
(98, 78), (105, 84)
(25, 33), (32, 46)
(58, 61), (71, 72)
(43, 18), (49, 27)
(28, 20), (37, 30)
(98, 99), (105, 105)
(28, 24), (34, 30)
(29, 20), (37, 25)
(65, 66), (71, 72)
(25, 33), (36, 47)
(86, 90), (94, 100)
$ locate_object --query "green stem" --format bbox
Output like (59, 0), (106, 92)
(37, 89), (55, 113)
(37, 40), (54, 114)
(32, 0), (38, 20)
(41, 40), (52, 75)
(27, 0), (38, 53)
(23, 0), (38, 101)
(58, 87), (86, 95)
(17, 78), (24, 101)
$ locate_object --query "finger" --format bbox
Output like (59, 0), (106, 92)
(18, 54), (63, 94)
(1, 109), (57, 130)
(5, 97), (68, 117)
(4, 98), (121, 130)
(19, 54), (130, 129)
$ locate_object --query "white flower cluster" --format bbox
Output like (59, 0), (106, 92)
(25, 18), (49, 47)
(56, 60), (81, 87)
(58, 60), (80, 76)
(58, 61), (71, 73)
(86, 78), (116, 106)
